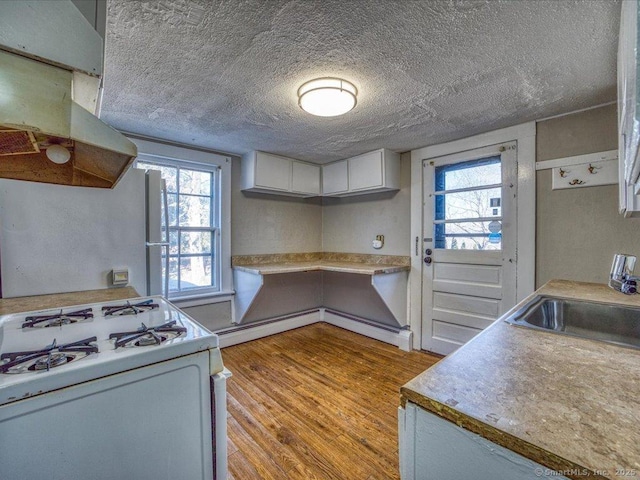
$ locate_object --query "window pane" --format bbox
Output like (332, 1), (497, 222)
(169, 230), (179, 255)
(435, 221), (502, 250)
(435, 187), (501, 221)
(178, 194), (211, 227)
(435, 156), (501, 191)
(179, 169), (211, 196)
(137, 162), (177, 192)
(180, 256), (212, 289)
(167, 257), (179, 292)
(167, 194), (178, 226)
(180, 231), (212, 255)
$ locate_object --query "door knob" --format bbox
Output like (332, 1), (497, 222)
(425, 248), (432, 255)
(424, 257), (432, 265)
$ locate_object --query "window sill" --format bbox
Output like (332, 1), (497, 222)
(169, 290), (235, 308)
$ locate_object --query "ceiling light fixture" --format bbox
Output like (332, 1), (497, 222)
(45, 144), (71, 164)
(297, 77), (358, 117)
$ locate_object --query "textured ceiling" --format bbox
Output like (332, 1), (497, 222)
(102, 0), (620, 164)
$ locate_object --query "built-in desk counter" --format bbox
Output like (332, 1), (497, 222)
(233, 260), (409, 276)
(230, 253), (411, 348)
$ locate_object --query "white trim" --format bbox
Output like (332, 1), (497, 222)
(535, 150), (617, 170)
(218, 311), (320, 348)
(127, 136), (234, 296)
(216, 309), (413, 350)
(121, 131), (239, 159)
(535, 101), (616, 123)
(323, 310), (413, 351)
(409, 122), (536, 350)
(170, 291), (235, 308)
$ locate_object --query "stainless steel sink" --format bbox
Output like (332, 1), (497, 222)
(505, 295), (640, 349)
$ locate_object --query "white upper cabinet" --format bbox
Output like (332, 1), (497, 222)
(348, 150), (384, 191)
(242, 151), (320, 197)
(322, 148), (400, 197)
(291, 161), (321, 195)
(322, 160), (349, 195)
(243, 148), (399, 198)
(617, 0), (640, 216)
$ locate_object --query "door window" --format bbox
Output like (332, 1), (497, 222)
(434, 156), (502, 250)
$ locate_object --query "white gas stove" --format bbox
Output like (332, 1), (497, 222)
(0, 296), (229, 480)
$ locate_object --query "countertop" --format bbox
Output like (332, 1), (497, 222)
(401, 279), (640, 479)
(233, 260), (409, 275)
(0, 287), (141, 316)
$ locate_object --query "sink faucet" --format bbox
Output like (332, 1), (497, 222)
(609, 254), (638, 294)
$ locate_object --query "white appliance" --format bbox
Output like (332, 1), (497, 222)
(0, 295), (230, 479)
(0, 167), (166, 298)
(146, 168), (170, 296)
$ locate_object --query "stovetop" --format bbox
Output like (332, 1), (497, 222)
(0, 296), (220, 406)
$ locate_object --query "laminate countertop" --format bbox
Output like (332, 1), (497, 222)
(401, 280), (640, 480)
(0, 287), (141, 316)
(233, 260), (409, 275)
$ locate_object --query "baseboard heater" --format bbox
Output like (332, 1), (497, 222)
(323, 309), (403, 333)
(216, 309), (321, 335)
(216, 308), (412, 350)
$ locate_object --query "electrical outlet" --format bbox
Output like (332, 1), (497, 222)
(372, 235), (385, 249)
(111, 268), (129, 286)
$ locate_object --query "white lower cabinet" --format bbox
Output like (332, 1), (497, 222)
(398, 402), (568, 480)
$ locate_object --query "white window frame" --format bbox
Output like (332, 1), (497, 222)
(409, 122), (536, 350)
(129, 136), (233, 301)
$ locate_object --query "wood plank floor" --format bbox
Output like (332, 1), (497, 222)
(221, 323), (440, 480)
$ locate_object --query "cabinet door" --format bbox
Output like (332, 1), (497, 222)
(291, 161), (320, 195)
(254, 152), (291, 191)
(348, 150), (383, 191)
(322, 160), (349, 194)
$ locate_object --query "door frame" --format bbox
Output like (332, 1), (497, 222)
(409, 123), (536, 351)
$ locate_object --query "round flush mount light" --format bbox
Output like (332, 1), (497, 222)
(297, 77), (358, 117)
(46, 144), (71, 164)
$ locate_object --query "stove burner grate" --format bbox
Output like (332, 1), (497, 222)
(33, 352), (69, 371)
(109, 321), (186, 349)
(102, 299), (159, 317)
(22, 308), (94, 329)
(0, 337), (98, 374)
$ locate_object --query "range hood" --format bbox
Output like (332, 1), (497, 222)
(0, 51), (136, 188)
(0, 1), (137, 189)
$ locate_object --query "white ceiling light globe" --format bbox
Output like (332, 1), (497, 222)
(298, 78), (357, 117)
(46, 144), (71, 164)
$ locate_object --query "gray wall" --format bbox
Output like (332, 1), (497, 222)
(181, 301), (233, 332)
(536, 104), (640, 287)
(184, 155), (323, 331)
(321, 152), (411, 255)
(231, 156), (323, 255)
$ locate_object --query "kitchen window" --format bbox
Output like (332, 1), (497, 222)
(132, 138), (233, 301)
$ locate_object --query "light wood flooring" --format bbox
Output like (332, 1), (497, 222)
(222, 323), (440, 479)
